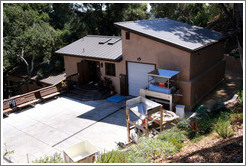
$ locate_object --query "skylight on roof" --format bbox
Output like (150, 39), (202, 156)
(98, 38), (111, 44)
(108, 38), (121, 45)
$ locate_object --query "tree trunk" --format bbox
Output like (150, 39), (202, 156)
(219, 3), (243, 70)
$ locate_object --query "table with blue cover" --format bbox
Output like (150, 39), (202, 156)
(140, 69), (180, 111)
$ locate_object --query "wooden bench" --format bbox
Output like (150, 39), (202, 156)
(3, 100), (13, 114)
(15, 93), (39, 110)
(40, 86), (60, 101)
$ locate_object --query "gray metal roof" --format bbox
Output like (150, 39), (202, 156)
(55, 35), (122, 61)
(114, 18), (224, 52)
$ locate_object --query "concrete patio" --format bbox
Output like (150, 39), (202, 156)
(2, 96), (132, 163)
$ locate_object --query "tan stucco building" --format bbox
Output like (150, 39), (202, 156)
(56, 18), (226, 111)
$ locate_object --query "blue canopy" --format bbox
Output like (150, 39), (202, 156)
(148, 69), (180, 78)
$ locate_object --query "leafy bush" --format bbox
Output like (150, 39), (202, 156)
(237, 90), (243, 105)
(128, 137), (176, 162)
(219, 111), (232, 120)
(197, 118), (213, 135)
(177, 118), (190, 131)
(186, 117), (213, 140)
(230, 112), (243, 124)
(157, 129), (186, 152)
(195, 105), (208, 113)
(32, 152), (64, 163)
(96, 150), (128, 163)
(210, 101), (228, 115)
(215, 117), (234, 139)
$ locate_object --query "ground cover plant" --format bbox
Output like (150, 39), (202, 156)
(32, 152), (64, 163)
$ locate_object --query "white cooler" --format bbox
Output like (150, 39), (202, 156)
(175, 105), (185, 118)
(63, 141), (100, 163)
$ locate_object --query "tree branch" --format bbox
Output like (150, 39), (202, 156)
(16, 48), (30, 77)
(30, 54), (35, 78)
(219, 3), (235, 28)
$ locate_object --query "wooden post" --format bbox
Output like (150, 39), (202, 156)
(160, 105), (163, 132)
(145, 117), (149, 137)
(126, 107), (130, 143)
(170, 95), (172, 111)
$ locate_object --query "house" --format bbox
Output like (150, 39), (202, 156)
(55, 18), (226, 110)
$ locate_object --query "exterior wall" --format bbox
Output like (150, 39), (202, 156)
(120, 30), (192, 107)
(120, 30), (225, 110)
(120, 30), (191, 81)
(190, 41), (225, 79)
(63, 55), (122, 93)
(189, 60), (225, 109)
(64, 56), (81, 81)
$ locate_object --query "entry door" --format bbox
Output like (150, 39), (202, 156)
(127, 62), (155, 96)
(77, 61), (89, 83)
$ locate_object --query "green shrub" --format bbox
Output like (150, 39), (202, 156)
(157, 130), (185, 152)
(177, 118), (190, 131)
(32, 152), (64, 163)
(187, 129), (199, 140)
(210, 101), (228, 115)
(237, 90), (243, 105)
(197, 118), (213, 135)
(96, 150), (128, 163)
(219, 111), (233, 120)
(230, 112), (243, 124)
(128, 137), (177, 162)
(195, 105), (208, 113)
(215, 117), (234, 139)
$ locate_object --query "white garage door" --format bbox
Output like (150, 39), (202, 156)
(127, 62), (155, 96)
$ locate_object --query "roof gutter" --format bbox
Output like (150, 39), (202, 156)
(55, 52), (123, 62)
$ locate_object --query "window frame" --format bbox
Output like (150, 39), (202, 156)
(126, 32), (130, 40)
(105, 63), (116, 77)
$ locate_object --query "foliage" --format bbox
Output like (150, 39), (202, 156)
(32, 152), (64, 163)
(237, 90), (243, 105)
(128, 137), (176, 162)
(157, 129), (186, 151)
(230, 112), (243, 125)
(150, 3), (210, 27)
(96, 150), (128, 163)
(197, 118), (213, 135)
(177, 118), (190, 131)
(215, 117), (234, 139)
(3, 3), (62, 79)
(127, 128), (185, 162)
(3, 143), (14, 157)
(210, 101), (228, 115)
(195, 105), (208, 113)
(61, 81), (67, 89)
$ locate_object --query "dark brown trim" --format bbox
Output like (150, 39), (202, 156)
(105, 62), (116, 77)
(126, 61), (156, 95)
(114, 24), (227, 53)
(55, 52), (122, 62)
(126, 60), (157, 67)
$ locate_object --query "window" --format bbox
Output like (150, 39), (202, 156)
(105, 63), (116, 76)
(126, 32), (130, 40)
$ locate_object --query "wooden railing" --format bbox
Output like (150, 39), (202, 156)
(2, 74), (74, 115)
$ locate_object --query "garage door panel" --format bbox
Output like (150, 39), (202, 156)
(127, 62), (155, 96)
